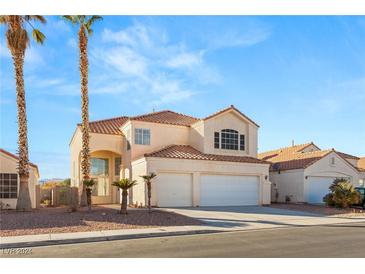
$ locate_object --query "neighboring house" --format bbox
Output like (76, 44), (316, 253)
(258, 143), (365, 204)
(0, 148), (40, 209)
(70, 105), (271, 207)
(358, 157), (365, 186)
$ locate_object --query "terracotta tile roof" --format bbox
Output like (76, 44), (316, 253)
(80, 116), (129, 135)
(269, 150), (333, 171)
(336, 151), (360, 160)
(144, 144), (270, 164)
(130, 110), (199, 126)
(203, 105), (260, 127)
(0, 148), (39, 170)
(258, 142), (317, 161)
(83, 106), (256, 135)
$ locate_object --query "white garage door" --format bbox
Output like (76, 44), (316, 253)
(306, 177), (338, 203)
(156, 173), (193, 207)
(200, 175), (259, 206)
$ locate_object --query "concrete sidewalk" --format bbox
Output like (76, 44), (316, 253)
(1, 211), (365, 249)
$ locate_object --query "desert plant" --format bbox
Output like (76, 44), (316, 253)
(0, 16), (46, 211)
(112, 179), (137, 214)
(83, 179), (96, 211)
(323, 179), (360, 208)
(140, 172), (157, 213)
(62, 15), (103, 207)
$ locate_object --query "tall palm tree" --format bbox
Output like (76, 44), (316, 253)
(0, 16), (46, 211)
(112, 179), (137, 214)
(62, 16), (102, 206)
(140, 172), (157, 213)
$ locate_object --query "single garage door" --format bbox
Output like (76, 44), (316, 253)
(156, 173), (193, 207)
(306, 176), (344, 203)
(200, 175), (259, 206)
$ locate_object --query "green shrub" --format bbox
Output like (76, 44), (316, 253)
(323, 178), (360, 208)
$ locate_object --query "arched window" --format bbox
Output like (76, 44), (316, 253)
(214, 129), (245, 151)
(221, 129), (239, 150)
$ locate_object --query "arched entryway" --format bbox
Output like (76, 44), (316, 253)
(88, 150), (122, 204)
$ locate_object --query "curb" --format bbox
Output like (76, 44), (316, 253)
(0, 229), (223, 249)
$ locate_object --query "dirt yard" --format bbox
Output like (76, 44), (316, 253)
(0, 205), (202, 237)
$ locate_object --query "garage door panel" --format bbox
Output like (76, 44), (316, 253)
(306, 177), (345, 204)
(200, 175), (259, 206)
(156, 173), (192, 207)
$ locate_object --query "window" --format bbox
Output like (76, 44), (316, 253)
(214, 132), (220, 148)
(126, 129), (131, 150)
(330, 157), (335, 165)
(0, 173), (18, 199)
(221, 129), (239, 150)
(91, 158), (109, 176)
(135, 128), (150, 145)
(114, 157), (121, 176)
(240, 134), (245, 151)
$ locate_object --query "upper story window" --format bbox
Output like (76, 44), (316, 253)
(214, 129), (245, 151)
(330, 157), (336, 165)
(135, 128), (150, 145)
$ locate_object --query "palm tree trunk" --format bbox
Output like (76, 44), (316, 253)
(147, 182), (151, 213)
(13, 51), (32, 211)
(79, 25), (90, 207)
(121, 189), (128, 214)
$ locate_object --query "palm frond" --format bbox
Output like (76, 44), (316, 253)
(112, 178), (137, 190)
(25, 15), (46, 24)
(32, 28), (45, 44)
(0, 15), (8, 24)
(83, 178), (96, 188)
(140, 172), (157, 182)
(61, 15), (77, 24)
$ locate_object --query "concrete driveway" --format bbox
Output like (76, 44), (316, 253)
(161, 206), (365, 231)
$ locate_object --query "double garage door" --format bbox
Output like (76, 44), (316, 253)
(156, 173), (259, 207)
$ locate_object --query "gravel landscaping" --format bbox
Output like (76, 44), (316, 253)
(270, 203), (365, 216)
(0, 205), (202, 237)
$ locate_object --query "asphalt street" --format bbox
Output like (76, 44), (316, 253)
(2, 222), (365, 258)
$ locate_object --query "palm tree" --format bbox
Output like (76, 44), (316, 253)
(0, 16), (46, 211)
(83, 178), (96, 211)
(140, 172), (157, 213)
(62, 16), (102, 206)
(112, 179), (137, 214)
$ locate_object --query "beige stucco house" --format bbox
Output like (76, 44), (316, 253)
(0, 148), (40, 209)
(70, 105), (271, 207)
(258, 143), (365, 203)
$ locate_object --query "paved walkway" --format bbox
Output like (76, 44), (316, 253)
(2, 206), (364, 249)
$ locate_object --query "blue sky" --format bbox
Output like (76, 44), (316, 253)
(1, 16), (365, 179)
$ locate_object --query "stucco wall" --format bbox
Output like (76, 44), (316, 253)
(270, 169), (305, 203)
(270, 152), (363, 203)
(70, 127), (123, 189)
(0, 152), (39, 209)
(133, 157), (270, 206)
(304, 152), (361, 187)
(131, 158), (147, 206)
(125, 120), (190, 161)
(202, 111), (258, 157)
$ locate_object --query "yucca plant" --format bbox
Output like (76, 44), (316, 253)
(62, 15), (102, 207)
(0, 16), (46, 211)
(323, 178), (360, 208)
(112, 179), (137, 214)
(83, 179), (96, 211)
(140, 172), (157, 213)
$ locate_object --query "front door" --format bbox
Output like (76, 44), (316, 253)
(91, 157), (112, 204)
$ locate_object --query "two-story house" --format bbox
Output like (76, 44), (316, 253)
(70, 105), (271, 207)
